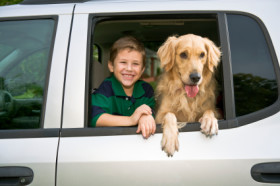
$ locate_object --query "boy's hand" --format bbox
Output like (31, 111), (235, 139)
(130, 104), (152, 125)
(136, 114), (156, 139)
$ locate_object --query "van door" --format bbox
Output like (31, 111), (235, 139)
(57, 1), (280, 186)
(0, 4), (74, 185)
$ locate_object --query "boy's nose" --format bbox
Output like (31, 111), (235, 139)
(127, 63), (132, 70)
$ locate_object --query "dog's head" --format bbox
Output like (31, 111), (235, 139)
(157, 34), (221, 97)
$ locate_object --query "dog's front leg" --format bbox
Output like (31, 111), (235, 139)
(162, 112), (179, 157)
(199, 110), (218, 136)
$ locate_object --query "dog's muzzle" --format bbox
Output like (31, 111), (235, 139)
(189, 73), (201, 84)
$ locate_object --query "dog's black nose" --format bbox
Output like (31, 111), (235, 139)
(190, 73), (201, 83)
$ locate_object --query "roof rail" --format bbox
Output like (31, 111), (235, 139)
(20, 0), (89, 4)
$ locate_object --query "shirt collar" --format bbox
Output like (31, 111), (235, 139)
(111, 75), (145, 98)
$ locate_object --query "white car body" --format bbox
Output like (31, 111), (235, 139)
(0, 0), (279, 185)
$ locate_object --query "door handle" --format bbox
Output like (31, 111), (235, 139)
(0, 166), (33, 186)
(251, 162), (280, 183)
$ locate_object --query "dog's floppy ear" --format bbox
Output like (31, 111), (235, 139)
(204, 38), (221, 72)
(157, 36), (177, 72)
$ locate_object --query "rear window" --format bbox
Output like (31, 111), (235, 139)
(227, 14), (278, 117)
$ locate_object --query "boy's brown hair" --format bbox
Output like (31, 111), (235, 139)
(109, 36), (146, 67)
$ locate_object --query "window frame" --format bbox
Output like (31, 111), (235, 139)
(224, 12), (280, 127)
(67, 11), (280, 137)
(0, 15), (59, 138)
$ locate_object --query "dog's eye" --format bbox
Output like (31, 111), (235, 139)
(180, 52), (188, 59)
(200, 52), (205, 58)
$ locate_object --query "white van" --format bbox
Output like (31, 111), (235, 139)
(0, 0), (280, 185)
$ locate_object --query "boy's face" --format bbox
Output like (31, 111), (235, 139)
(108, 48), (145, 93)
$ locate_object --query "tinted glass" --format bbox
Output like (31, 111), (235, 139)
(0, 19), (55, 129)
(227, 14), (278, 116)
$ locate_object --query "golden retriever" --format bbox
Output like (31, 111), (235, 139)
(155, 34), (221, 157)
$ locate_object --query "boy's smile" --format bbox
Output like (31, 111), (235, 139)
(108, 48), (145, 96)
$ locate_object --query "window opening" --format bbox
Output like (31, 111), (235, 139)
(90, 14), (224, 128)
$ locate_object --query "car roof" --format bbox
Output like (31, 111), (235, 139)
(20, 0), (88, 4)
(20, 0), (225, 5)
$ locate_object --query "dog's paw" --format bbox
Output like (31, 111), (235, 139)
(199, 114), (218, 136)
(161, 129), (179, 157)
(161, 113), (179, 157)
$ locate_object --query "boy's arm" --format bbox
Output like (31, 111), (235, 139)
(96, 104), (152, 127)
(136, 114), (156, 139)
(96, 114), (134, 127)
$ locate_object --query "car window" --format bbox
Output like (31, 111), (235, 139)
(0, 19), (55, 129)
(90, 14), (224, 126)
(87, 12), (279, 132)
(227, 14), (278, 117)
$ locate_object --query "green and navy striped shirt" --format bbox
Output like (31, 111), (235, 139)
(91, 75), (155, 127)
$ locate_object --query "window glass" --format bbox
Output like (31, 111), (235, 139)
(227, 14), (278, 116)
(0, 19), (55, 129)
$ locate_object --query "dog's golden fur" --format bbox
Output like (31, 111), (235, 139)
(155, 34), (221, 156)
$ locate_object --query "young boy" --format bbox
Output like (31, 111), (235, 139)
(91, 36), (156, 139)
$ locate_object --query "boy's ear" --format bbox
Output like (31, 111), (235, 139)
(108, 61), (114, 72)
(141, 66), (145, 75)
